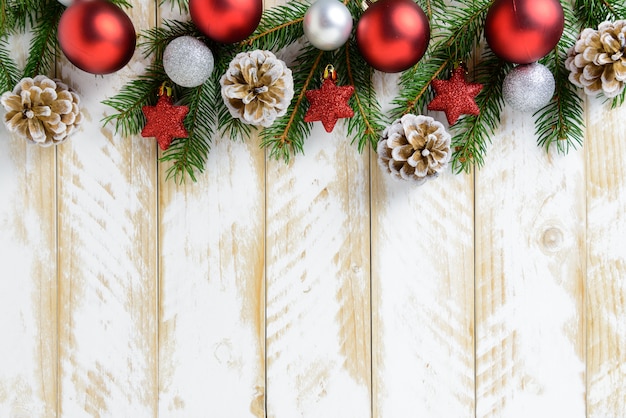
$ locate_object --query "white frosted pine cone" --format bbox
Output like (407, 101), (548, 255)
(220, 50), (294, 127)
(377, 114), (451, 185)
(1, 75), (83, 146)
(565, 20), (626, 98)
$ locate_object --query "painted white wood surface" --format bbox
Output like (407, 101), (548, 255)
(56, 2), (158, 416)
(475, 109), (586, 418)
(0, 33), (57, 418)
(1, 0), (626, 416)
(371, 74), (475, 418)
(158, 138), (266, 417)
(585, 100), (626, 418)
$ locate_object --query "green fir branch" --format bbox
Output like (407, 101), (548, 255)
(535, 1), (584, 153)
(161, 81), (213, 183)
(260, 45), (325, 162)
(140, 19), (201, 60)
(433, 0), (491, 54)
(338, 40), (385, 151)
(0, 35), (19, 91)
(22, 0), (63, 78)
(3, 0), (39, 32)
(535, 52), (585, 153)
(212, 45), (252, 141)
(109, 0), (132, 8)
(240, 0), (308, 51)
(391, 53), (450, 117)
(102, 64), (170, 137)
(611, 88), (626, 107)
(1, 0), (7, 34)
(450, 50), (511, 172)
(416, 0), (447, 21)
(574, 0), (626, 28)
(391, 0), (492, 118)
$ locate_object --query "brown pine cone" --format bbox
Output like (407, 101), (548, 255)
(565, 20), (626, 97)
(377, 114), (451, 185)
(1, 75), (83, 146)
(220, 50), (294, 127)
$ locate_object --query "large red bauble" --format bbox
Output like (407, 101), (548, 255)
(485, 0), (564, 64)
(190, 0), (262, 44)
(58, 0), (136, 74)
(356, 0), (429, 73)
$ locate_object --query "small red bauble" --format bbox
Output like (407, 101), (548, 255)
(485, 0), (564, 64)
(190, 0), (262, 44)
(58, 0), (136, 74)
(356, 0), (430, 73)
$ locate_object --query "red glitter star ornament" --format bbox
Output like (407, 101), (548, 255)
(304, 65), (355, 133)
(427, 66), (483, 125)
(141, 84), (189, 150)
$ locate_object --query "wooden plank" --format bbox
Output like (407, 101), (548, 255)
(0, 33), (57, 417)
(265, 123), (371, 417)
(157, 137), (266, 416)
(56, 1), (158, 415)
(371, 75), (475, 416)
(155, 2), (266, 415)
(474, 110), (586, 417)
(0, 105), (58, 418)
(585, 99), (626, 418)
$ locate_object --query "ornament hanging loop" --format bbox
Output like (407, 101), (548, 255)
(158, 81), (173, 97)
(323, 64), (338, 81)
(455, 61), (469, 75)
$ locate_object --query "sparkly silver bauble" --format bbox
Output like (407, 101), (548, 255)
(163, 36), (214, 88)
(303, 0), (353, 51)
(503, 62), (555, 112)
(57, 0), (73, 7)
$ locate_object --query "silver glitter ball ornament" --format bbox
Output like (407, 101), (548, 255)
(503, 62), (555, 112)
(163, 36), (214, 88)
(303, 0), (353, 51)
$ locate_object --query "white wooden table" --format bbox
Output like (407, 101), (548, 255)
(1, 0), (625, 416)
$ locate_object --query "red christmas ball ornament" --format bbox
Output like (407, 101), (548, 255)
(484, 0), (564, 64)
(190, 0), (262, 44)
(356, 0), (430, 73)
(58, 0), (136, 74)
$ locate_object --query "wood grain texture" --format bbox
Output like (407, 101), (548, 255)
(475, 110), (586, 418)
(371, 73), (475, 417)
(155, 3), (265, 415)
(0, 113), (57, 418)
(56, 2), (158, 415)
(585, 99), (626, 418)
(0, 34), (57, 418)
(158, 137), (266, 417)
(4, 0), (626, 414)
(265, 124), (371, 418)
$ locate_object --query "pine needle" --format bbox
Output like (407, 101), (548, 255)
(109, 0), (132, 8)
(101, 64), (170, 137)
(260, 45), (325, 162)
(535, 1), (584, 153)
(240, 0), (308, 52)
(391, 0), (492, 118)
(450, 50), (511, 172)
(574, 0), (626, 28)
(339, 39), (385, 151)
(22, 0), (63, 78)
(0, 35), (19, 92)
(161, 80), (213, 183)
(140, 19), (201, 60)
(3, 0), (39, 32)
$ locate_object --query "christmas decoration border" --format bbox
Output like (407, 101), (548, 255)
(1, 0), (625, 182)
